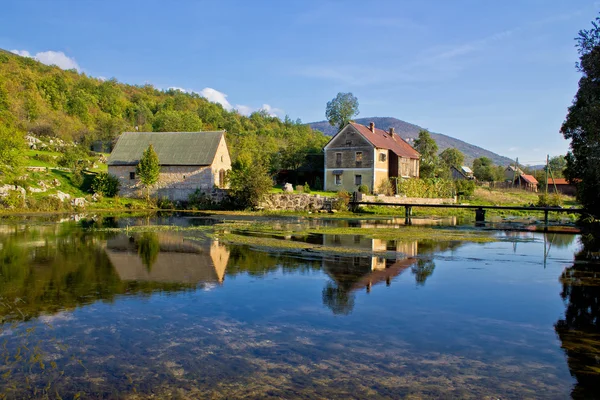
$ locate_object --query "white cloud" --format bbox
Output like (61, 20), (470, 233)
(165, 86), (284, 118)
(11, 49), (31, 57)
(234, 104), (254, 116)
(10, 49), (81, 71)
(260, 104), (284, 117)
(199, 87), (233, 110)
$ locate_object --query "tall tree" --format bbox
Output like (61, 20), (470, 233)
(414, 129), (438, 178)
(136, 144), (160, 201)
(561, 14), (600, 217)
(325, 92), (359, 130)
(472, 157), (500, 182)
(439, 148), (465, 168)
(548, 155), (567, 178)
(0, 125), (26, 178)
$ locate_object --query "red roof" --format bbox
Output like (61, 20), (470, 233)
(548, 178), (571, 185)
(350, 123), (420, 159)
(520, 174), (538, 184)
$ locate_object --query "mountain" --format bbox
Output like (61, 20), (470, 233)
(309, 117), (514, 167)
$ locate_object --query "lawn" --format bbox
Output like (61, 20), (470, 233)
(269, 186), (338, 197)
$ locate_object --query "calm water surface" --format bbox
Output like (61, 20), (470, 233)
(0, 214), (598, 399)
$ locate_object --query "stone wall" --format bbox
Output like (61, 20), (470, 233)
(109, 165), (215, 201)
(259, 194), (337, 211)
(360, 194), (457, 205)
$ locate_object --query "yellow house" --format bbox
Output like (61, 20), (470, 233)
(324, 122), (420, 193)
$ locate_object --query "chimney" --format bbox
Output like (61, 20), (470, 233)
(389, 127), (395, 136)
(369, 122), (375, 132)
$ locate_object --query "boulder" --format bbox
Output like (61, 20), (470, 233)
(71, 197), (86, 207)
(52, 179), (61, 187)
(52, 191), (71, 202)
(283, 183), (294, 193)
(0, 184), (26, 197)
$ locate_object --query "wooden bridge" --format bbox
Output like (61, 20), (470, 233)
(348, 200), (586, 227)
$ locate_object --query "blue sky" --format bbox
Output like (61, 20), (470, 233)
(1, 0), (598, 164)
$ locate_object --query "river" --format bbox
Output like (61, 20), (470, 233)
(0, 213), (598, 399)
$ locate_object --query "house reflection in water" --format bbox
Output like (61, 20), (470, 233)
(320, 235), (420, 314)
(104, 233), (230, 285)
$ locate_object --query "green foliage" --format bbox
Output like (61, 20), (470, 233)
(414, 130), (439, 179)
(0, 190), (26, 209)
(0, 51), (328, 182)
(136, 144), (160, 201)
(358, 184), (369, 194)
(440, 148), (464, 168)
(0, 125), (26, 178)
(561, 14), (600, 217)
(137, 232), (160, 271)
(376, 179), (394, 196)
(229, 162), (273, 209)
(303, 182), (311, 194)
(91, 172), (120, 197)
(57, 146), (88, 169)
(454, 179), (476, 198)
(71, 169), (84, 188)
(396, 178), (455, 198)
(473, 157), (503, 182)
(537, 193), (563, 207)
(326, 92), (360, 130)
(333, 189), (351, 211)
(548, 155), (567, 178)
(314, 176), (322, 191)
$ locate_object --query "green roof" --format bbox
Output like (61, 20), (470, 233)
(108, 131), (225, 166)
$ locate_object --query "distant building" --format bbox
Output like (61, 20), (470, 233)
(514, 174), (538, 192)
(547, 178), (576, 196)
(504, 165), (523, 181)
(451, 165), (474, 180)
(323, 122), (420, 193)
(107, 131), (231, 201)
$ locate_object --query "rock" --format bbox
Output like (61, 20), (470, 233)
(28, 187), (46, 193)
(0, 184), (26, 197)
(283, 183), (294, 193)
(52, 179), (61, 187)
(92, 193), (102, 202)
(71, 197), (86, 207)
(52, 191), (71, 202)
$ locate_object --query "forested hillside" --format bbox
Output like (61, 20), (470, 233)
(0, 49), (327, 175)
(310, 117), (514, 166)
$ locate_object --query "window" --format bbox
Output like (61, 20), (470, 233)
(379, 152), (387, 162)
(355, 175), (362, 185)
(346, 140), (352, 146)
(355, 151), (363, 167)
(219, 169), (225, 188)
(335, 152), (342, 166)
(129, 172), (135, 180)
(335, 174), (342, 185)
(221, 155), (224, 162)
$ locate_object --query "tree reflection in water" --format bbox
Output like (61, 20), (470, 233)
(137, 232), (160, 271)
(322, 281), (355, 315)
(555, 233), (600, 399)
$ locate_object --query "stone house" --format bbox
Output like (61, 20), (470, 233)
(323, 122), (420, 193)
(451, 165), (475, 180)
(504, 165), (523, 181)
(107, 131), (231, 201)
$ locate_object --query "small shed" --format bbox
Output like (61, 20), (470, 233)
(514, 174), (538, 192)
(547, 178), (576, 196)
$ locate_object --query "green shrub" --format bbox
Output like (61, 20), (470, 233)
(454, 180), (476, 197)
(303, 182), (311, 194)
(333, 189), (351, 211)
(71, 170), (84, 188)
(376, 179), (394, 196)
(396, 178), (454, 198)
(314, 177), (322, 191)
(0, 190), (25, 209)
(358, 184), (370, 194)
(229, 163), (273, 209)
(537, 193), (563, 207)
(58, 147), (88, 169)
(33, 153), (54, 163)
(91, 172), (120, 197)
(157, 197), (175, 209)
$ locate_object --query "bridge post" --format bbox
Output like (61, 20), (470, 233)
(475, 208), (486, 223)
(405, 206), (413, 225)
(544, 209), (549, 230)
